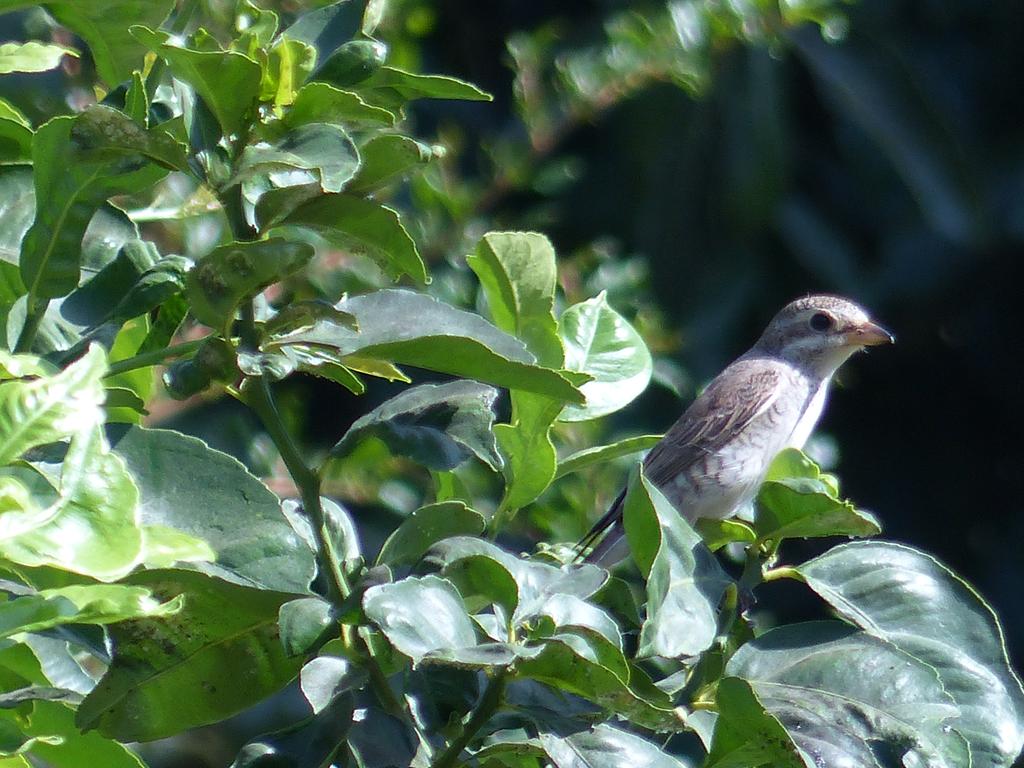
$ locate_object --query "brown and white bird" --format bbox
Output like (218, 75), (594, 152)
(580, 294), (893, 564)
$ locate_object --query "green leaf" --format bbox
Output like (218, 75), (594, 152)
(466, 231), (563, 367)
(72, 104), (190, 172)
(707, 677), (803, 768)
(300, 654), (366, 714)
(494, 394), (561, 513)
(427, 537), (607, 625)
(315, 39), (387, 88)
(267, 289), (587, 403)
(1, 424), (143, 581)
(261, 37), (317, 110)
(21, 700), (146, 768)
(76, 569), (304, 741)
(797, 541), (1024, 768)
(755, 448), (880, 543)
(278, 597), (334, 657)
(0, 41), (76, 74)
(233, 122), (360, 194)
(558, 292), (652, 422)
(0, 114), (32, 166)
(356, 66), (492, 111)
(363, 575), (480, 666)
(623, 466), (731, 658)
(21, 116), (168, 300)
(0, 345), (104, 466)
(185, 238), (314, 328)
(514, 638), (680, 731)
(131, 26), (262, 137)
(139, 524), (216, 569)
(286, 82), (396, 128)
(375, 501), (485, 567)
(0, 584), (179, 639)
(694, 518), (756, 552)
(0, 0), (176, 85)
(540, 723), (690, 767)
(331, 380), (502, 471)
(347, 134), (432, 194)
(108, 425), (317, 594)
(554, 433), (661, 479)
(0, 168), (34, 267)
(279, 194), (427, 283)
(727, 621), (969, 768)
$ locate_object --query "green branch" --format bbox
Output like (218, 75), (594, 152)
(14, 298), (50, 354)
(430, 670), (507, 768)
(103, 337), (208, 377)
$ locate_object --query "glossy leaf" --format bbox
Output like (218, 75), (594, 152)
(755, 448), (880, 543)
(72, 104), (189, 171)
(727, 621), (969, 768)
(107, 425), (316, 594)
(76, 569), (304, 741)
(356, 66), (492, 112)
(331, 380), (502, 471)
(558, 292), (652, 421)
(0, 168), (34, 267)
(0, 345), (104, 466)
(299, 655), (366, 715)
(623, 466), (730, 658)
(131, 26), (261, 137)
(0, 42), (76, 74)
(21, 700), (146, 768)
(278, 597), (334, 656)
(279, 194), (427, 283)
(540, 723), (690, 767)
(363, 575), (481, 665)
(347, 134), (432, 194)
(467, 231), (563, 366)
(185, 238), (314, 328)
(2, 424), (143, 581)
(707, 677), (803, 768)
(797, 541), (1024, 768)
(232, 122), (360, 194)
(21, 116), (167, 300)
(494, 393), (562, 513)
(285, 82), (395, 128)
(554, 433), (661, 479)
(267, 289), (586, 403)
(375, 501), (486, 567)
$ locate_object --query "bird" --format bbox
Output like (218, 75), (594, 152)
(578, 294), (893, 564)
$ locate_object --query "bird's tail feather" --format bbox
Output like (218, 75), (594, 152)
(574, 486), (627, 564)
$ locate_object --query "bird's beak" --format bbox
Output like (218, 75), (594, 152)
(849, 320), (895, 347)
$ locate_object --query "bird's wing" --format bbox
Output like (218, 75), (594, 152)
(578, 360), (783, 563)
(643, 361), (783, 487)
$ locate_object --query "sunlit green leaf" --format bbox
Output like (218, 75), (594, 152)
(266, 289), (587, 403)
(797, 542), (1024, 768)
(131, 26), (261, 137)
(554, 433), (661, 479)
(330, 380), (502, 471)
(347, 134), (432, 194)
(279, 195), (426, 283)
(286, 82), (395, 128)
(375, 501), (485, 567)
(727, 621), (969, 767)
(540, 723), (690, 767)
(558, 291), (652, 421)
(185, 238), (314, 329)
(108, 425), (316, 594)
(76, 569), (304, 741)
(623, 466), (731, 658)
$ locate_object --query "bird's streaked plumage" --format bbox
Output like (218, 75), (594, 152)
(580, 294), (893, 564)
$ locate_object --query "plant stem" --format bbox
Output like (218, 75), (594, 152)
(762, 565), (800, 582)
(103, 337), (208, 377)
(430, 670), (507, 768)
(245, 375), (350, 603)
(14, 298), (49, 354)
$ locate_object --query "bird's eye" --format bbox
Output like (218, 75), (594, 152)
(809, 312), (834, 332)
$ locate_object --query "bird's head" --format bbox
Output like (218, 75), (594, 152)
(753, 295), (894, 377)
